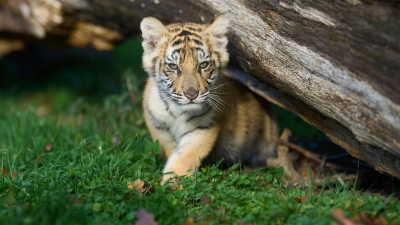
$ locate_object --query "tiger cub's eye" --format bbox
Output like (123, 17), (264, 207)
(199, 62), (209, 69)
(168, 64), (178, 70)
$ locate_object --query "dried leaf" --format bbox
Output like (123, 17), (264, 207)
(183, 217), (196, 225)
(236, 219), (251, 225)
(357, 212), (389, 225)
(331, 208), (358, 225)
(293, 196), (307, 203)
(1, 168), (9, 175)
(45, 143), (52, 151)
(111, 135), (120, 146)
(74, 198), (82, 205)
(135, 209), (158, 225)
(200, 195), (212, 205)
(1, 168), (17, 178)
(127, 179), (146, 196)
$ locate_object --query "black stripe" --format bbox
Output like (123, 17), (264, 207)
(170, 28), (181, 33)
(179, 30), (193, 36)
(196, 47), (204, 53)
(186, 27), (203, 32)
(212, 51), (221, 68)
(175, 30), (202, 39)
(158, 92), (171, 112)
(192, 39), (203, 46)
(163, 71), (169, 77)
(186, 107), (212, 122)
(180, 125), (213, 138)
(172, 39), (182, 46)
(181, 49), (186, 62)
(146, 105), (169, 130)
(151, 57), (157, 73)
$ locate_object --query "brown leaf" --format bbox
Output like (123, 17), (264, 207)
(111, 135), (120, 146)
(1, 168), (9, 175)
(200, 195), (212, 205)
(357, 212), (389, 225)
(127, 179), (146, 196)
(74, 198), (82, 205)
(331, 208), (358, 225)
(236, 219), (252, 225)
(293, 196), (307, 203)
(183, 217), (197, 225)
(45, 143), (52, 151)
(1, 168), (16, 178)
(135, 209), (158, 225)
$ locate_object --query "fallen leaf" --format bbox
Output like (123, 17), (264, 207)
(45, 143), (52, 151)
(294, 196), (307, 203)
(357, 212), (388, 225)
(11, 172), (17, 178)
(135, 209), (158, 225)
(236, 219), (251, 225)
(200, 195), (212, 205)
(1, 168), (9, 175)
(74, 198), (82, 205)
(127, 179), (146, 196)
(183, 217), (196, 225)
(111, 135), (120, 146)
(331, 208), (357, 225)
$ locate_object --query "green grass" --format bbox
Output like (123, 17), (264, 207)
(0, 39), (399, 224)
(0, 87), (399, 225)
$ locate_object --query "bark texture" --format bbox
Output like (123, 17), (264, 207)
(1, 0), (399, 178)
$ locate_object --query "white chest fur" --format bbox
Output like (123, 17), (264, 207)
(146, 83), (216, 143)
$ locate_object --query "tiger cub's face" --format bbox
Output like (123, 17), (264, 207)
(141, 16), (229, 111)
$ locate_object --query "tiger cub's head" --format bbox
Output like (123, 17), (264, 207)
(140, 15), (229, 111)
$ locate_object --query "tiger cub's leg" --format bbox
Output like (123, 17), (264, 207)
(250, 103), (279, 167)
(161, 125), (220, 184)
(143, 110), (176, 158)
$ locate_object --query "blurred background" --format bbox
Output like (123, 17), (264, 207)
(0, 38), (328, 147)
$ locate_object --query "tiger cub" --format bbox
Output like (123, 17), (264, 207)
(140, 15), (279, 184)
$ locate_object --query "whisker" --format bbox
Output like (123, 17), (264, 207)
(207, 95), (226, 115)
(209, 81), (232, 91)
(209, 94), (229, 109)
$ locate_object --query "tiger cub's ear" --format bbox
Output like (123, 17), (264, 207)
(140, 17), (168, 54)
(206, 14), (230, 67)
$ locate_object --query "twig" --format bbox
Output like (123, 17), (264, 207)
(316, 154), (328, 179)
(293, 173), (362, 188)
(125, 75), (136, 106)
(267, 128), (302, 182)
(273, 138), (346, 171)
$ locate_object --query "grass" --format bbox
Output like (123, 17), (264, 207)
(0, 39), (399, 224)
(1, 81), (400, 225)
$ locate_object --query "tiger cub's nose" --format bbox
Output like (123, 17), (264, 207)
(184, 87), (199, 100)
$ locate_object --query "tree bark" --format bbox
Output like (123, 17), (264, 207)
(1, 0), (399, 178)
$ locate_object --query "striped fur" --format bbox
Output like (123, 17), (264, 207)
(141, 15), (279, 184)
